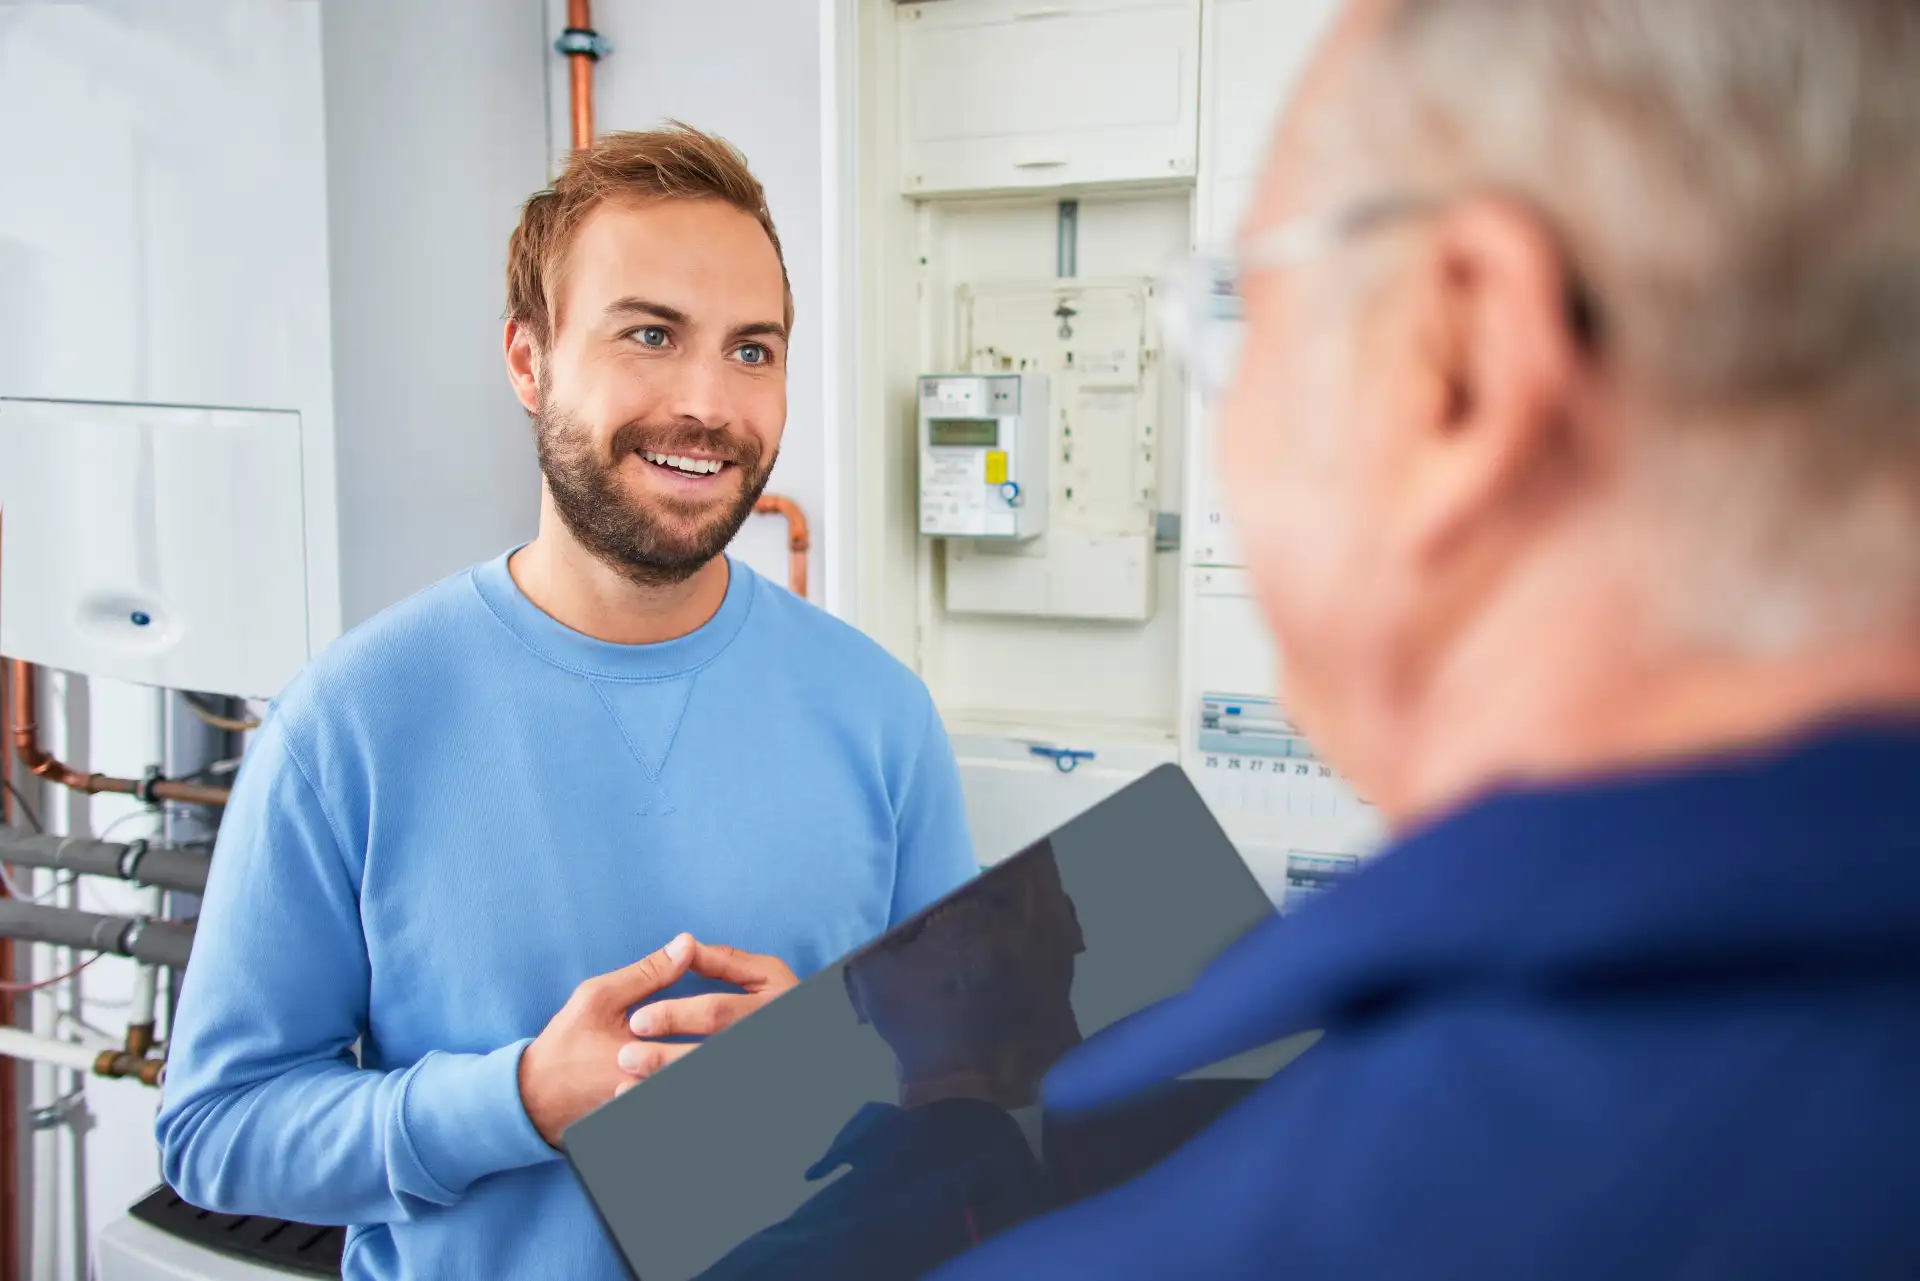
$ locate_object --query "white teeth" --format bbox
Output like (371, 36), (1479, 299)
(640, 450), (724, 476)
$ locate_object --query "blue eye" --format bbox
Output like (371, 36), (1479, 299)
(633, 326), (670, 348)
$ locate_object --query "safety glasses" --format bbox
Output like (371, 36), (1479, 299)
(1160, 192), (1605, 403)
(1157, 194), (1442, 402)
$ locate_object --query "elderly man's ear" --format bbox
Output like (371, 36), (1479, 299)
(1392, 196), (1601, 571)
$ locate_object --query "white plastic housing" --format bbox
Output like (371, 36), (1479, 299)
(896, 0), (1201, 196)
(0, 400), (310, 699)
(918, 373), (1051, 540)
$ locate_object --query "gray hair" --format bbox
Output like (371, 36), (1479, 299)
(1339, 0), (1920, 644)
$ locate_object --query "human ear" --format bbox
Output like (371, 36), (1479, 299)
(1397, 196), (1592, 567)
(504, 319), (542, 416)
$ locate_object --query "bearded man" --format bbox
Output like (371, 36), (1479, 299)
(159, 124), (976, 1281)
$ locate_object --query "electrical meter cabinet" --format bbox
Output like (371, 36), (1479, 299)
(917, 374), (1050, 540)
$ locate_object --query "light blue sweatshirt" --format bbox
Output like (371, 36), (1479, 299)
(156, 552), (977, 1280)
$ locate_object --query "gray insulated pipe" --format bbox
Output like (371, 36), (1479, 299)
(0, 825), (211, 895)
(0, 899), (196, 970)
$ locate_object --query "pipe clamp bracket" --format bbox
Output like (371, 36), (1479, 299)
(118, 838), (150, 883)
(555, 27), (611, 59)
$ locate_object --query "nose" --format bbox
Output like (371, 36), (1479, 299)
(655, 348), (733, 430)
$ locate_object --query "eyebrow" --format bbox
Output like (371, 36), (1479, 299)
(604, 297), (690, 325)
(728, 321), (789, 344)
(604, 297), (788, 343)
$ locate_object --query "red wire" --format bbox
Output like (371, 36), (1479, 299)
(0, 954), (102, 997)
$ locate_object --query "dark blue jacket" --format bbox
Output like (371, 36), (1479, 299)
(931, 721), (1920, 1280)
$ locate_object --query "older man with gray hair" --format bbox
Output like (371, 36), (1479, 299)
(931, 0), (1920, 1277)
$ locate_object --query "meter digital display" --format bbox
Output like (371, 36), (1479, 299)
(928, 418), (999, 447)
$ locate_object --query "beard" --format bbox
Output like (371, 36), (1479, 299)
(534, 397), (776, 588)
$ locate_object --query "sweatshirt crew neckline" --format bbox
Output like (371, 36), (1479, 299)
(469, 548), (756, 682)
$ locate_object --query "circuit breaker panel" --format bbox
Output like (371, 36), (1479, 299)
(1182, 564), (1386, 908)
(864, 0), (1364, 907)
(944, 278), (1161, 623)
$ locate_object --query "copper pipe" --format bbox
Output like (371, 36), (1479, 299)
(0, 901), (15, 1259)
(0, 515), (19, 1281)
(0, 967), (15, 1281)
(0, 964), (14, 1272)
(92, 1048), (164, 1089)
(92, 1019), (164, 1088)
(567, 0), (596, 151)
(6, 661), (229, 808)
(753, 494), (811, 599)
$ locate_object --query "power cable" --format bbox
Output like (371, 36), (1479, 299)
(0, 955), (101, 997)
(0, 779), (40, 835)
(181, 692), (260, 733)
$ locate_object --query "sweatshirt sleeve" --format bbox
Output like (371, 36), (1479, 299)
(888, 693), (979, 924)
(155, 714), (557, 1224)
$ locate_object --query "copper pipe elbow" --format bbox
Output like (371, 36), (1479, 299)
(754, 494), (812, 599)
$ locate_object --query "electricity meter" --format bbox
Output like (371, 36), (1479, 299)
(917, 373), (1050, 539)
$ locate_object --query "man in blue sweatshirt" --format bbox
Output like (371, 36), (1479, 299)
(933, 0), (1920, 1278)
(157, 124), (976, 1279)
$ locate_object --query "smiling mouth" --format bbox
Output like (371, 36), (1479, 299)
(638, 449), (731, 479)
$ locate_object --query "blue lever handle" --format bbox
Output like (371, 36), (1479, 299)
(1029, 745), (1095, 774)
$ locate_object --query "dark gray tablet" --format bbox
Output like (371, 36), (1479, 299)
(565, 763), (1295, 1281)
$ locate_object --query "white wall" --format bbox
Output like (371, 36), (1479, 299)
(544, 0), (844, 607)
(323, 0), (549, 629)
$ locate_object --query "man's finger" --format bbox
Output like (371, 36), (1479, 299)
(585, 933), (694, 1010)
(686, 940), (789, 990)
(615, 1038), (696, 1080)
(630, 993), (755, 1038)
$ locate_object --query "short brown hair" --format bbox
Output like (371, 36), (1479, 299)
(505, 121), (792, 350)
